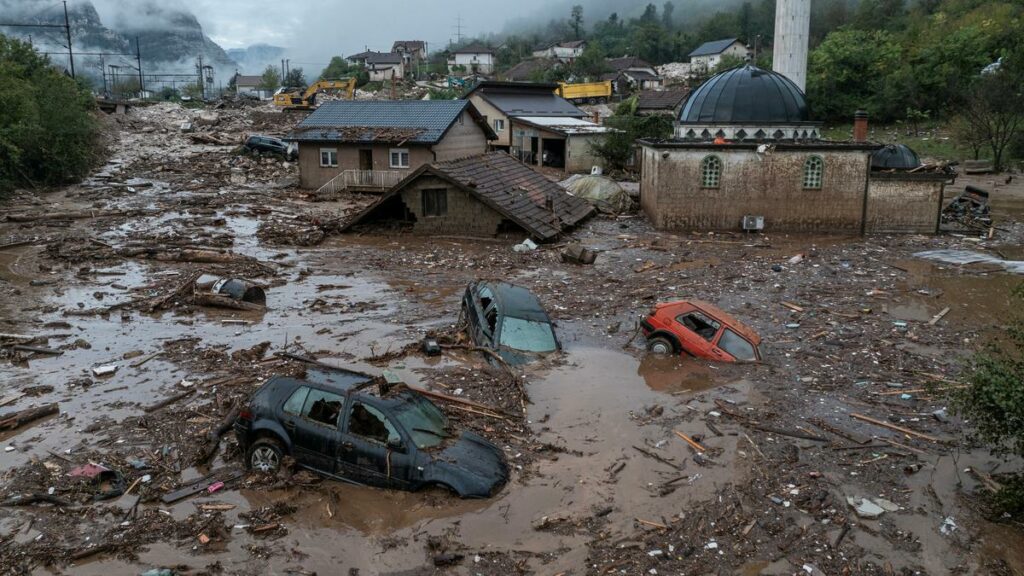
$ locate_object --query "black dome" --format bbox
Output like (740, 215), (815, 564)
(871, 144), (922, 170)
(679, 65), (809, 124)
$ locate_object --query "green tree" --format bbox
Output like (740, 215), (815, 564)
(568, 42), (609, 79)
(662, 2), (675, 29)
(589, 102), (674, 171)
(806, 28), (903, 122)
(259, 65), (280, 91)
(959, 65), (1024, 171)
(283, 67), (305, 88)
(571, 5), (584, 39)
(0, 35), (100, 194)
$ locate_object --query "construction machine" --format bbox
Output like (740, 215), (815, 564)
(556, 80), (613, 104)
(273, 78), (356, 110)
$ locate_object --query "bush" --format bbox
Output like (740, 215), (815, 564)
(0, 35), (100, 193)
(589, 107), (673, 172)
(955, 283), (1024, 517)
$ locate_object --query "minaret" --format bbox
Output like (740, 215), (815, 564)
(772, 0), (810, 93)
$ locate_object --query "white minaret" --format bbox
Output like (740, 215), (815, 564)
(772, 0), (810, 93)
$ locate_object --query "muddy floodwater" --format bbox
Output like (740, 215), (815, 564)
(1, 102), (1023, 575)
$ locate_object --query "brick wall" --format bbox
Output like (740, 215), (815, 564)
(641, 145), (871, 232)
(397, 175), (507, 236)
(866, 174), (945, 234)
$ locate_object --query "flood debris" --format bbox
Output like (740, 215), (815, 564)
(0, 403), (59, 431)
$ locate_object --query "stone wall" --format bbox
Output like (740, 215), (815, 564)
(396, 175), (508, 236)
(865, 173), (946, 234)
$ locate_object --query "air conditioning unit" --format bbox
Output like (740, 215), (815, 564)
(742, 215), (765, 231)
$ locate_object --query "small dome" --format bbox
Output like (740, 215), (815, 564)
(871, 144), (922, 170)
(679, 65), (809, 124)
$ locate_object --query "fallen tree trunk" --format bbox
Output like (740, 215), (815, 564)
(196, 401), (240, 464)
(143, 389), (195, 413)
(193, 293), (266, 312)
(0, 403), (59, 431)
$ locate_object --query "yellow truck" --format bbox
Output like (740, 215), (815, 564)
(556, 80), (613, 104)
(273, 78), (356, 110)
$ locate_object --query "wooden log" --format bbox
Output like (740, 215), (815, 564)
(7, 210), (102, 222)
(192, 293), (266, 312)
(849, 413), (940, 443)
(0, 403), (59, 431)
(781, 301), (805, 313)
(673, 430), (708, 452)
(11, 345), (63, 356)
(196, 401), (241, 464)
(143, 389), (194, 413)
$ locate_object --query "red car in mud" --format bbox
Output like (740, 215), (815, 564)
(640, 300), (762, 362)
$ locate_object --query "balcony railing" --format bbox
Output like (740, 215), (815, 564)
(316, 169), (405, 196)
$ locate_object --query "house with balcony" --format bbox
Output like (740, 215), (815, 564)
(285, 100), (496, 193)
(448, 43), (495, 75)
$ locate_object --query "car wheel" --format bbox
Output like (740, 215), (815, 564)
(647, 336), (676, 355)
(248, 438), (284, 473)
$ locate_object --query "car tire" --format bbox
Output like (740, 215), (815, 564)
(647, 336), (676, 355)
(247, 437), (284, 474)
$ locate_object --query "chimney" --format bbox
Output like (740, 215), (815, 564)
(853, 110), (868, 142)
(591, 111), (601, 125)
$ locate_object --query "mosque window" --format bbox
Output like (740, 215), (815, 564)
(701, 155), (722, 188)
(803, 156), (824, 189)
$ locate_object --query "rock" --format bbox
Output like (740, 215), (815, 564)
(847, 496), (885, 519)
(873, 498), (900, 512)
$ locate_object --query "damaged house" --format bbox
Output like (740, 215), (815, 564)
(285, 100), (495, 192)
(463, 81), (615, 173)
(341, 151), (595, 242)
(639, 65), (953, 234)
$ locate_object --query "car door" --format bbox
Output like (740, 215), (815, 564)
(336, 400), (410, 488)
(673, 310), (723, 359)
(282, 387), (344, 474)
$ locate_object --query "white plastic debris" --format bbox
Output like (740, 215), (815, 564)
(513, 238), (538, 253)
(91, 364), (119, 376)
(847, 496), (885, 519)
(940, 516), (957, 535)
(705, 541), (718, 550)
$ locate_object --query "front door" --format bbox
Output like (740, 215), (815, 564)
(358, 149), (373, 170)
(337, 401), (411, 488)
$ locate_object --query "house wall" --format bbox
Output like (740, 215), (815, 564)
(640, 145), (871, 232)
(566, 134), (606, 173)
(368, 65), (403, 81)
(865, 174), (945, 234)
(297, 144), (433, 189)
(466, 95), (510, 147)
(451, 53), (494, 74)
(431, 110), (490, 161)
(395, 175), (508, 236)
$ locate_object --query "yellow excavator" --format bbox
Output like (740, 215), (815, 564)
(273, 78), (356, 110)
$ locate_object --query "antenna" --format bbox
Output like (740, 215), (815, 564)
(454, 15), (464, 44)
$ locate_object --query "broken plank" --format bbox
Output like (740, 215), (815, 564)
(928, 307), (951, 326)
(673, 430), (707, 452)
(0, 403), (59, 431)
(750, 424), (827, 442)
(632, 445), (678, 469)
(129, 351), (162, 368)
(0, 393), (24, 408)
(849, 413), (940, 443)
(781, 301), (805, 313)
(143, 389), (195, 413)
(161, 469), (243, 504)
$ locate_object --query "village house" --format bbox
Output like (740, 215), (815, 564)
(603, 57), (664, 93)
(341, 151), (595, 242)
(232, 74), (269, 99)
(499, 58), (557, 82)
(364, 52), (405, 81)
(448, 43), (495, 75)
(639, 65), (953, 234)
(636, 88), (690, 117)
(346, 51), (374, 66)
(392, 41), (427, 64)
(688, 38), (752, 73)
(285, 100), (495, 192)
(531, 40), (587, 62)
(463, 81), (613, 173)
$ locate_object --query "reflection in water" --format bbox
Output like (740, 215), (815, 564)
(637, 354), (719, 393)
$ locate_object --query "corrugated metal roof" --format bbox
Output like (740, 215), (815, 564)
(288, 100), (470, 143)
(343, 152), (595, 242)
(515, 116), (617, 135)
(689, 38), (741, 58)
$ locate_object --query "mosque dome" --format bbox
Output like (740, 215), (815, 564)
(679, 64), (809, 125)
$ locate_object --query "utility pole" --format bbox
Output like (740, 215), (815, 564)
(454, 16), (464, 45)
(63, 0), (75, 78)
(99, 54), (106, 95)
(281, 59), (285, 81)
(136, 35), (144, 95)
(197, 56), (205, 100)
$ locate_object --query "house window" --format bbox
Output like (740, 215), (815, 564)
(389, 148), (410, 168)
(494, 119), (505, 132)
(701, 155), (722, 188)
(803, 156), (824, 189)
(319, 148), (337, 167)
(422, 188), (447, 217)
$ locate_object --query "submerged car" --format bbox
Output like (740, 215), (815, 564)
(243, 135), (296, 160)
(234, 373), (509, 498)
(640, 300), (762, 362)
(461, 281), (560, 365)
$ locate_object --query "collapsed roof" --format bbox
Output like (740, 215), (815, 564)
(342, 152), (595, 242)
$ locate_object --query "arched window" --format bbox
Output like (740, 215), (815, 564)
(701, 155), (722, 188)
(803, 156), (824, 189)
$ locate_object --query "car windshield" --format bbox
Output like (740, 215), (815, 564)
(499, 316), (557, 353)
(391, 395), (449, 449)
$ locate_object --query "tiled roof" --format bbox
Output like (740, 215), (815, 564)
(392, 40), (425, 51)
(624, 69), (660, 80)
(689, 38), (740, 57)
(366, 52), (403, 65)
(606, 56), (653, 72)
(344, 152), (595, 241)
(286, 100), (470, 144)
(636, 89), (690, 110)
(234, 75), (262, 86)
(453, 43), (494, 55)
(500, 59), (555, 81)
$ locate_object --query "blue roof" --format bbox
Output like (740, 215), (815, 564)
(689, 38), (741, 58)
(288, 100), (471, 144)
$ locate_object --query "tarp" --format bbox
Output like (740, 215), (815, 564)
(914, 249), (1024, 275)
(561, 175), (634, 214)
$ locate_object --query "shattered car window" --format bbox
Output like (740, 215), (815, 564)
(392, 395), (448, 449)
(677, 312), (720, 341)
(499, 317), (558, 353)
(302, 389), (345, 427)
(283, 386), (310, 415)
(349, 402), (401, 445)
(718, 328), (757, 361)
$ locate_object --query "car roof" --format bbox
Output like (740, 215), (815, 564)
(263, 374), (428, 411)
(473, 281), (549, 322)
(671, 299), (761, 345)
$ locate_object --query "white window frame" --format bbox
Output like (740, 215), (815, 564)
(494, 119), (505, 132)
(319, 148), (337, 167)
(389, 148), (410, 169)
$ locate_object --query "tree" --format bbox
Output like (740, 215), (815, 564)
(283, 67), (305, 88)
(955, 283), (1024, 516)
(662, 2), (675, 29)
(259, 65), (280, 91)
(712, 53), (747, 74)
(589, 102), (673, 171)
(568, 42), (609, 79)
(951, 115), (986, 160)
(0, 36), (100, 194)
(571, 5), (584, 40)
(806, 28), (903, 122)
(960, 66), (1024, 171)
